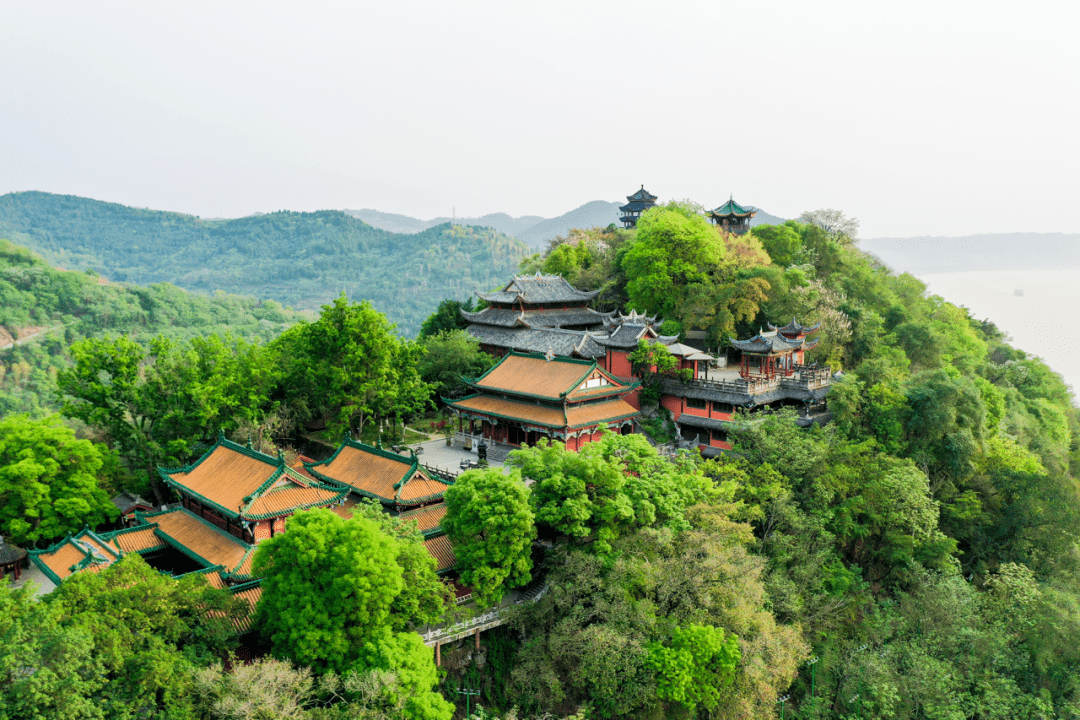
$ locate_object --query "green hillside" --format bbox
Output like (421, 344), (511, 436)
(0, 191), (529, 335)
(0, 239), (312, 416)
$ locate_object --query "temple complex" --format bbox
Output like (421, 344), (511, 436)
(706, 197), (758, 235)
(444, 352), (640, 450)
(619, 185), (658, 228)
(660, 323), (831, 453)
(160, 433), (349, 544)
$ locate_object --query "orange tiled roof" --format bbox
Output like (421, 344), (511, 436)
(35, 540), (92, 581)
(424, 534), (457, 573)
(243, 484), (344, 519)
(111, 526), (167, 554)
(474, 354), (593, 399)
(306, 441), (449, 506)
(449, 395), (567, 427)
(399, 504), (447, 534)
(565, 399), (640, 428)
(231, 583), (263, 633)
(150, 508), (252, 578)
(331, 496), (362, 519)
(165, 444), (278, 515)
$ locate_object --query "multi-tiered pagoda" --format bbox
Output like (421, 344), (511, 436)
(464, 273), (614, 361)
(619, 186), (658, 228)
(707, 197), (758, 235)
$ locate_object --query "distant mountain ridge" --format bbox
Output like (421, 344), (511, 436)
(350, 200), (788, 250)
(860, 233), (1080, 275)
(343, 208), (544, 238)
(0, 191), (528, 336)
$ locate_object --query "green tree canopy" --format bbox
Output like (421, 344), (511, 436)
(418, 297), (474, 339)
(273, 294), (430, 436)
(417, 329), (494, 401)
(442, 468), (536, 608)
(0, 414), (117, 544)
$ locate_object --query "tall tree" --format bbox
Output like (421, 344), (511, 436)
(273, 294), (430, 436)
(442, 468), (536, 608)
(417, 329), (494, 401)
(0, 414), (117, 545)
(418, 297), (475, 339)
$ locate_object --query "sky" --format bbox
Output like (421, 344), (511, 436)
(2, 1), (1078, 238)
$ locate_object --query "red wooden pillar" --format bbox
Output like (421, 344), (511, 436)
(475, 629), (480, 649)
(435, 642), (441, 667)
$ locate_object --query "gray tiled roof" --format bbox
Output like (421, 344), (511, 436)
(476, 274), (600, 304)
(675, 414), (733, 432)
(467, 324), (606, 359)
(462, 306), (614, 329)
(730, 332), (806, 354)
(768, 319), (821, 337)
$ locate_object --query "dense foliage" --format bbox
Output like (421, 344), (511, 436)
(0, 191), (528, 336)
(6, 197), (1080, 719)
(0, 237), (309, 416)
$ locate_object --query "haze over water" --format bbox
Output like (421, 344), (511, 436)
(919, 269), (1080, 397)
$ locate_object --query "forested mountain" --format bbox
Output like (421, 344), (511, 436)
(0, 239), (311, 415)
(0, 191), (529, 335)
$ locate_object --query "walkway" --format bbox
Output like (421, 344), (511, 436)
(415, 437), (512, 478)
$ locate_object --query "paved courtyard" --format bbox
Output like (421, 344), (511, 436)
(413, 437), (513, 478)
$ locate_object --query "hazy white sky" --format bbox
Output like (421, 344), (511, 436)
(2, 1), (1077, 237)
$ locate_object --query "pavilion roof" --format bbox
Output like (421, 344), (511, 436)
(768, 319), (821, 336)
(160, 434), (347, 521)
(304, 438), (452, 507)
(621, 186), (658, 212)
(0, 537), (27, 566)
(708, 197), (758, 218)
(468, 352), (632, 402)
(730, 331), (807, 354)
(476, 273), (600, 305)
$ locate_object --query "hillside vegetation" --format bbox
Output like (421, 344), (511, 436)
(4, 202), (1080, 719)
(0, 239), (310, 416)
(0, 191), (529, 335)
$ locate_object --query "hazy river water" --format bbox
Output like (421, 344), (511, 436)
(919, 269), (1080, 395)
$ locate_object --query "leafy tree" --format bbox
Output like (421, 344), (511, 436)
(273, 295), (431, 436)
(417, 329), (494, 401)
(57, 334), (277, 499)
(442, 468), (536, 608)
(622, 202), (728, 318)
(0, 554), (242, 719)
(253, 509), (405, 673)
(418, 297), (475, 339)
(647, 624), (740, 713)
(798, 208), (859, 243)
(0, 414), (117, 544)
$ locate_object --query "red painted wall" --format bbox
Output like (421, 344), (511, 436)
(660, 394), (682, 421)
(607, 350), (634, 379)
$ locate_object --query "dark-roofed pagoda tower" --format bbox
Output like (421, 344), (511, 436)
(707, 196), (758, 235)
(620, 185), (658, 228)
